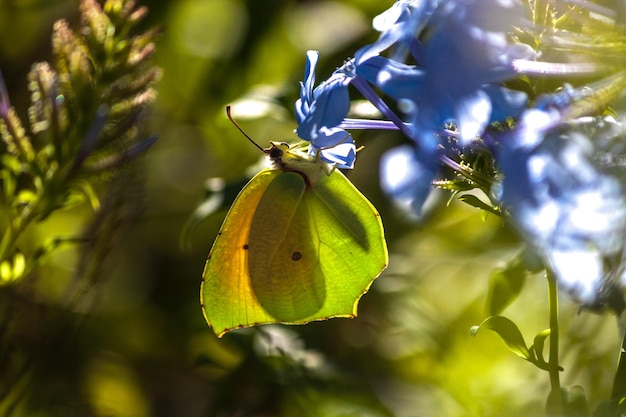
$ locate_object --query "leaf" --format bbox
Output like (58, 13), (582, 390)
(432, 179), (475, 192)
(486, 257), (527, 315)
(531, 328), (551, 368)
(470, 315), (531, 360)
(457, 193), (501, 216)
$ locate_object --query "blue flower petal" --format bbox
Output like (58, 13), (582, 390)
(497, 108), (626, 304)
(380, 144), (438, 215)
(310, 135), (356, 169)
(301, 51), (318, 101)
(295, 50), (319, 122)
(484, 85), (529, 122)
(547, 248), (604, 304)
(356, 0), (439, 64)
(308, 126), (352, 150)
(454, 90), (491, 145)
(354, 0), (533, 148)
(295, 51), (354, 153)
(356, 56), (426, 101)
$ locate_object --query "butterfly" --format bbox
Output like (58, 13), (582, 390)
(200, 107), (388, 337)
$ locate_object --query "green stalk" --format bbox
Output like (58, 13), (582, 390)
(546, 270), (563, 416)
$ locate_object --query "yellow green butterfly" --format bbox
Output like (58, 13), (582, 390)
(201, 109), (388, 337)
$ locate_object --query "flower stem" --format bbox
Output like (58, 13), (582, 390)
(351, 77), (409, 133)
(546, 269), (563, 416)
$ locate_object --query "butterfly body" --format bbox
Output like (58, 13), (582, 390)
(201, 141), (387, 337)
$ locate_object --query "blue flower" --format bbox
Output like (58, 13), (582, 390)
(380, 143), (439, 217)
(356, 0), (533, 145)
(295, 1), (537, 218)
(355, 0), (439, 65)
(295, 51), (356, 169)
(497, 107), (626, 304)
(348, 0), (535, 217)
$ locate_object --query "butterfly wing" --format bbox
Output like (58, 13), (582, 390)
(248, 170), (388, 324)
(201, 169), (280, 337)
(202, 168), (388, 337)
(247, 171), (324, 321)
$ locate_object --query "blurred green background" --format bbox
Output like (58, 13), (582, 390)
(0, 0), (622, 416)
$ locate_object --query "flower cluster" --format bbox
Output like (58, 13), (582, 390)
(293, 0), (626, 308)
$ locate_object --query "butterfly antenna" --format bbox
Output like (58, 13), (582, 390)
(226, 105), (265, 152)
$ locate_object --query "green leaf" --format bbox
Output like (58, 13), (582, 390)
(470, 315), (531, 360)
(531, 328), (551, 368)
(457, 193), (501, 216)
(608, 330), (626, 410)
(486, 257), (527, 315)
(432, 179), (475, 192)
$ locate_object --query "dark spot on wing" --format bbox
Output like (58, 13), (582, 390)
(291, 251), (302, 261)
(243, 244), (249, 250)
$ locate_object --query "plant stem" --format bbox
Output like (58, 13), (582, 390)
(546, 269), (563, 416)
